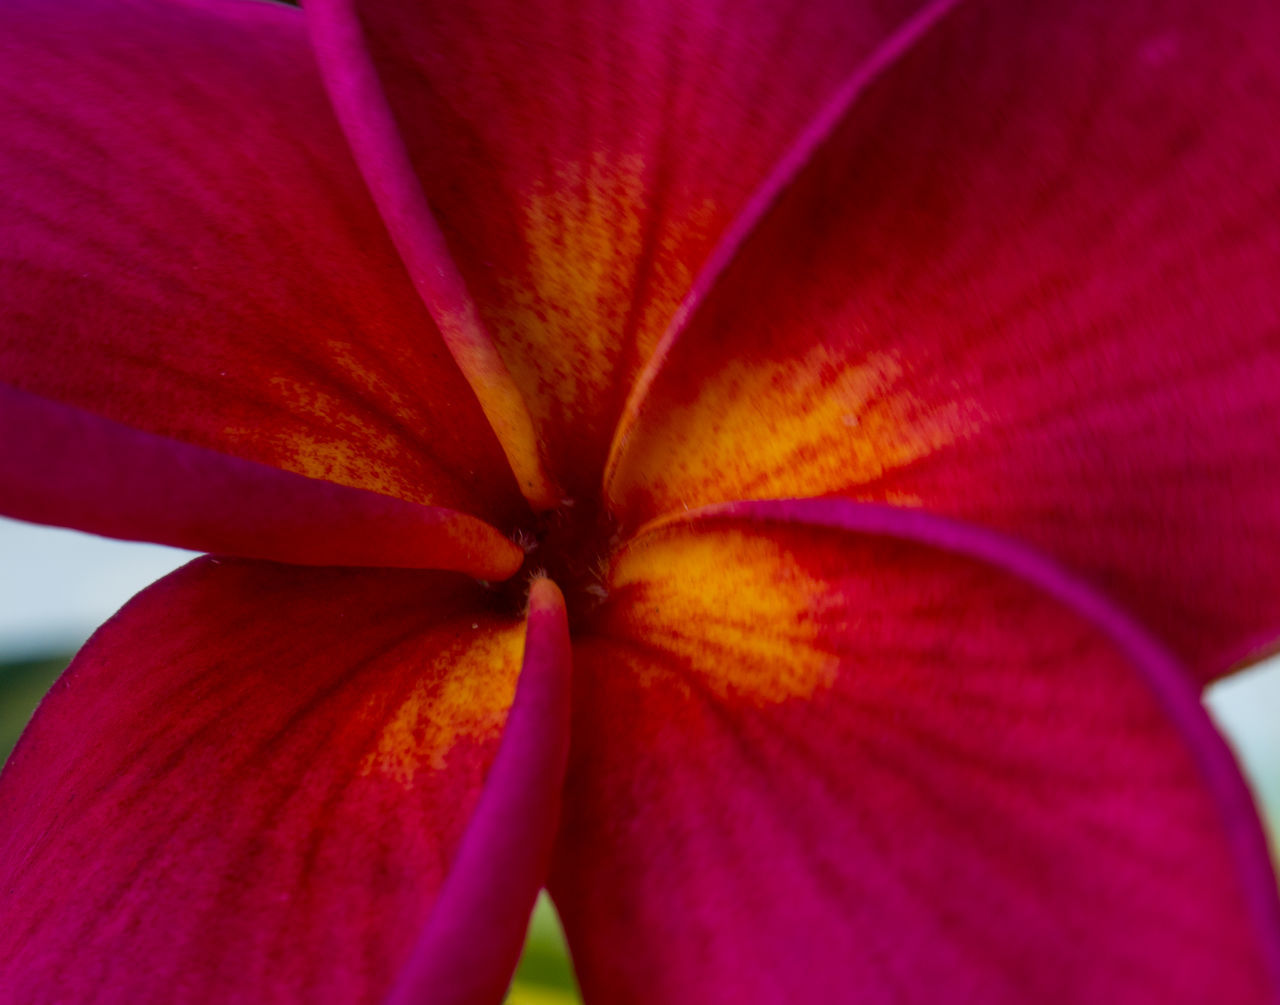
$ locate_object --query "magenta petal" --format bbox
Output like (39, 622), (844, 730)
(0, 0), (522, 523)
(306, 0), (561, 511)
(0, 559), (555, 1002)
(606, 0), (1280, 680)
(0, 386), (522, 577)
(387, 579), (572, 1005)
(553, 500), (1280, 1002)
(306, 0), (931, 491)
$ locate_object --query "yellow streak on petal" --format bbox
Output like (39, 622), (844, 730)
(361, 623), (525, 786)
(434, 301), (560, 509)
(612, 344), (985, 514)
(492, 152), (644, 427)
(489, 152), (716, 430)
(607, 527), (841, 703)
(222, 419), (410, 502)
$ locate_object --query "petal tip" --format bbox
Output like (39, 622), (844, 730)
(527, 577), (566, 616)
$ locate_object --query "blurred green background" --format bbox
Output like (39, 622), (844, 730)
(2, 517), (1277, 1002)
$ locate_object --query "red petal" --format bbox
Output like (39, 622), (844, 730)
(0, 386), (522, 576)
(0, 0), (521, 525)
(0, 559), (566, 1002)
(554, 500), (1280, 1003)
(307, 0), (930, 493)
(606, 0), (1280, 679)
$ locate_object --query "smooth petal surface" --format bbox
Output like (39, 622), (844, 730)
(0, 0), (522, 525)
(308, 0), (928, 492)
(554, 501), (1280, 1003)
(0, 558), (562, 1003)
(606, 0), (1280, 679)
(0, 386), (522, 576)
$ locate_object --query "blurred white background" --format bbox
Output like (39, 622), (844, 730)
(0, 516), (197, 660)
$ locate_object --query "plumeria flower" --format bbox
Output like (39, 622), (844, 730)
(2, 0), (1280, 1000)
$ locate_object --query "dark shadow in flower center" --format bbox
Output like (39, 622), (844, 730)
(486, 497), (621, 633)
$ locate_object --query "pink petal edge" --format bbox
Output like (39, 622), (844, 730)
(635, 495), (1280, 991)
(1, 0), (525, 524)
(0, 558), (533, 1002)
(305, 0), (559, 510)
(386, 579), (572, 1005)
(0, 384), (522, 578)
(602, 0), (963, 491)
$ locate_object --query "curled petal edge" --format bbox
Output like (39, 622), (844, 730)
(627, 495), (1280, 993)
(386, 578), (572, 1005)
(602, 0), (964, 496)
(305, 0), (559, 511)
(0, 384), (523, 578)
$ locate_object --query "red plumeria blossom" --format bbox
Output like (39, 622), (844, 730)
(2, 0), (1280, 999)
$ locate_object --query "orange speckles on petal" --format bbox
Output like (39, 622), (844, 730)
(484, 153), (717, 449)
(224, 373), (431, 503)
(362, 622), (525, 785)
(608, 344), (985, 523)
(494, 153), (647, 427)
(600, 526), (839, 703)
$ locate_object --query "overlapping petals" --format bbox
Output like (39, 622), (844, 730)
(388, 579), (571, 1005)
(0, 386), (522, 575)
(1, 0), (1279, 999)
(308, 0), (933, 492)
(606, 0), (1280, 680)
(0, 558), (569, 1003)
(556, 501), (1280, 1002)
(0, 0), (523, 527)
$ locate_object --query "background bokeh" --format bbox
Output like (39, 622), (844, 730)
(2, 515), (1276, 1001)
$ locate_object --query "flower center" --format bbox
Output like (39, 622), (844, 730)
(490, 497), (621, 631)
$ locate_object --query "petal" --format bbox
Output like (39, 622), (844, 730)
(0, 0), (522, 525)
(0, 558), (566, 1002)
(553, 500), (1280, 1003)
(388, 579), (571, 1005)
(0, 386), (522, 577)
(605, 0), (1280, 679)
(307, 0), (931, 493)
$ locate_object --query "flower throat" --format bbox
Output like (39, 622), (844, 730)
(487, 496), (621, 632)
